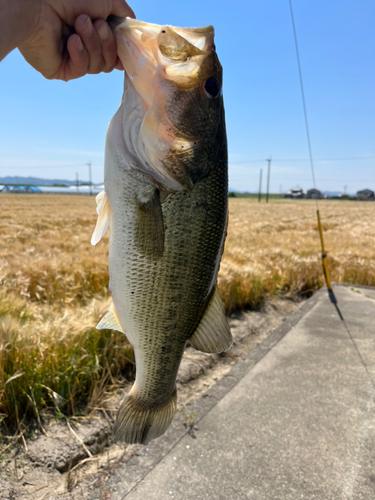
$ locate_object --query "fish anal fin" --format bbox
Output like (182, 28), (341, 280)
(91, 190), (110, 246)
(190, 286), (232, 354)
(135, 187), (164, 258)
(96, 304), (124, 333)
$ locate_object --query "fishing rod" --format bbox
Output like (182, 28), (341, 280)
(288, 0), (332, 296)
(288, 0), (375, 398)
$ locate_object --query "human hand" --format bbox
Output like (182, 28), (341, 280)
(16, 0), (135, 81)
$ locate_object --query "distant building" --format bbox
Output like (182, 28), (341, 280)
(1, 185), (42, 193)
(306, 188), (324, 200)
(284, 187), (304, 199)
(357, 189), (375, 201)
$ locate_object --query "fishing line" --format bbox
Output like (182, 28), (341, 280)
(288, 0), (317, 199)
(288, 0), (375, 398)
(288, 0), (331, 288)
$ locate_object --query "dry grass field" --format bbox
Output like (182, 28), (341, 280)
(1, 194), (374, 436)
(221, 198), (375, 310)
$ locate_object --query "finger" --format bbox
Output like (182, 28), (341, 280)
(115, 57), (124, 71)
(93, 20), (118, 73)
(65, 34), (89, 81)
(112, 0), (136, 19)
(75, 14), (105, 74)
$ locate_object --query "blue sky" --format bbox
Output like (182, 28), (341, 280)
(1, 0), (374, 194)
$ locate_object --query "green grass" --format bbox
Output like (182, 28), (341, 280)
(0, 294), (135, 434)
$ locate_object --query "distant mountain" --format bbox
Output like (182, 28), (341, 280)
(0, 176), (99, 186)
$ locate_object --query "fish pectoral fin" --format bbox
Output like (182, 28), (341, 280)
(190, 286), (232, 354)
(91, 190), (110, 246)
(96, 304), (124, 333)
(135, 187), (164, 258)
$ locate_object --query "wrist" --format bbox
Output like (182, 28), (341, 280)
(0, 0), (42, 61)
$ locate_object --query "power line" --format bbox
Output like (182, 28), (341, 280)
(0, 164), (90, 169)
(230, 156), (375, 165)
(231, 174), (373, 182)
(1, 156), (373, 170)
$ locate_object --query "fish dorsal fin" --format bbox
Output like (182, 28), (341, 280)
(91, 190), (110, 246)
(190, 286), (232, 353)
(96, 304), (124, 333)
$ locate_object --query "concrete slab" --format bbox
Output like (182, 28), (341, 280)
(350, 285), (375, 301)
(92, 285), (375, 500)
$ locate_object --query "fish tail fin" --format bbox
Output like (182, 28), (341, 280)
(113, 389), (177, 445)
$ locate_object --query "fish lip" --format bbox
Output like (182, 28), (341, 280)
(113, 19), (217, 101)
(112, 18), (216, 56)
(113, 18), (163, 32)
(113, 20), (161, 106)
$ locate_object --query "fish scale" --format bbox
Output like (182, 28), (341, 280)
(112, 155), (227, 400)
(91, 18), (232, 444)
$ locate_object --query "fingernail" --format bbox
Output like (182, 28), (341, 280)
(81, 16), (93, 37)
(97, 22), (110, 41)
(76, 36), (84, 52)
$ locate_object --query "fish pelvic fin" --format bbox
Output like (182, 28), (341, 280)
(113, 389), (177, 445)
(96, 304), (124, 333)
(91, 190), (110, 245)
(190, 286), (232, 353)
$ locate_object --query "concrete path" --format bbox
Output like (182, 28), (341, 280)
(92, 285), (375, 500)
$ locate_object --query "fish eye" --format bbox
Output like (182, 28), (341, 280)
(204, 78), (221, 98)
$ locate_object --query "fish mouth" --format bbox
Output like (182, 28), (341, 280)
(111, 18), (223, 192)
(113, 19), (216, 105)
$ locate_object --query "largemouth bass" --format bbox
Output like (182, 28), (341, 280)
(91, 18), (231, 445)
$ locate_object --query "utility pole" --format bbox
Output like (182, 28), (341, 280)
(266, 157), (272, 203)
(87, 160), (92, 196)
(258, 168), (263, 202)
(76, 172), (79, 193)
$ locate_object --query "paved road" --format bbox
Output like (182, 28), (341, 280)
(92, 285), (375, 500)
